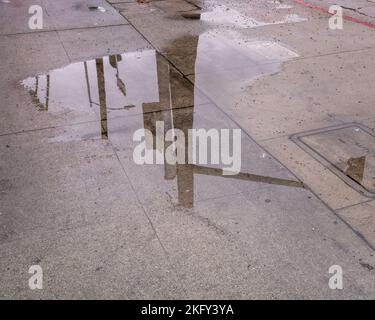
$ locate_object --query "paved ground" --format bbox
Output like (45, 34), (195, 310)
(0, 0), (375, 299)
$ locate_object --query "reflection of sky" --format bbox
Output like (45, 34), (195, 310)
(102, 51), (159, 110)
(195, 31), (299, 75)
(194, 31), (299, 108)
(22, 62), (93, 113)
(22, 49), (160, 115)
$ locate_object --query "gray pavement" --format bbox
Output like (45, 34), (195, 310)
(0, 0), (375, 299)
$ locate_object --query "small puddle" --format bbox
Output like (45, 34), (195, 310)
(181, 5), (307, 28)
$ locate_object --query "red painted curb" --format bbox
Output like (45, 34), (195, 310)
(292, 0), (375, 29)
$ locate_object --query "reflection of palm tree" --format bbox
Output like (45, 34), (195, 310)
(84, 61), (93, 108)
(95, 58), (108, 139)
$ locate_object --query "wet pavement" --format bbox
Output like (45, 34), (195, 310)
(0, 0), (375, 299)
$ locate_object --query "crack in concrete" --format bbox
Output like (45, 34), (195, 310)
(341, 5), (375, 19)
(0, 23), (130, 38)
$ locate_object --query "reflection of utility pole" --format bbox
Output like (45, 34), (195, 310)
(95, 58), (108, 139)
(45, 74), (50, 111)
(84, 61), (93, 108)
(31, 75), (50, 111)
(35, 76), (39, 95)
(170, 36), (199, 208)
(109, 55), (126, 96)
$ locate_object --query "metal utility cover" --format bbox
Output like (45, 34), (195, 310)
(291, 123), (375, 198)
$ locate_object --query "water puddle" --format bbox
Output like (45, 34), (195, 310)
(21, 49), (204, 122)
(20, 30), (303, 208)
(181, 5), (307, 28)
(21, 29), (299, 121)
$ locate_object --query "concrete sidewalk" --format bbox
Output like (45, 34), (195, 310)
(0, 0), (374, 299)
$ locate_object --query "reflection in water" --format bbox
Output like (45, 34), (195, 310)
(28, 74), (50, 111)
(21, 32), (304, 208)
(95, 58), (108, 139)
(22, 50), (162, 116)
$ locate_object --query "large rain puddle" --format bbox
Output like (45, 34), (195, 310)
(21, 30), (299, 120)
(20, 31), (302, 208)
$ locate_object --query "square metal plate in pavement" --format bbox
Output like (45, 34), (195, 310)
(291, 123), (375, 198)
